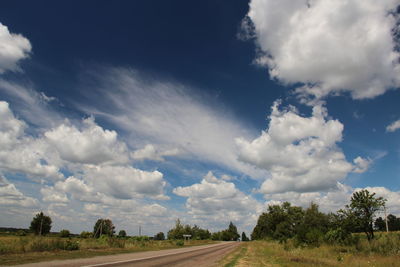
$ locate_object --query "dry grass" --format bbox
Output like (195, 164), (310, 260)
(219, 239), (400, 267)
(0, 235), (215, 265)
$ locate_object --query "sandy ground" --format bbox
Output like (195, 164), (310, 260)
(13, 242), (240, 267)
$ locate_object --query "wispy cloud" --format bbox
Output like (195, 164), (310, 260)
(76, 67), (266, 178)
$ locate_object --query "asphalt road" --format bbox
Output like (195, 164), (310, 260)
(15, 242), (240, 267)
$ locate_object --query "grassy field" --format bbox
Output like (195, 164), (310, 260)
(0, 234), (215, 265)
(220, 233), (400, 267)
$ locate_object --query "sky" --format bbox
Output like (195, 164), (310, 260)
(1, 0), (400, 236)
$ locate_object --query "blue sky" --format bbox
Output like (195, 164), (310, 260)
(1, 0), (400, 236)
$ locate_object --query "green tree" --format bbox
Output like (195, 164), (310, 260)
(251, 202), (303, 241)
(348, 189), (386, 240)
(241, 232), (249, 241)
(59, 229), (70, 238)
(118, 230), (127, 238)
(227, 222), (240, 241)
(296, 203), (329, 246)
(374, 217), (386, 231)
(387, 214), (400, 231)
(93, 219), (115, 238)
(154, 232), (165, 240)
(167, 219), (185, 239)
(30, 212), (52, 235)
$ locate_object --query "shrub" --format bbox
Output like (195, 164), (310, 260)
(16, 230), (26, 236)
(64, 240), (79, 250)
(175, 240), (184, 246)
(59, 229), (70, 238)
(80, 231), (92, 238)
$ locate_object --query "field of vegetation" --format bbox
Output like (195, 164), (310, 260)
(0, 233), (215, 265)
(221, 232), (400, 267)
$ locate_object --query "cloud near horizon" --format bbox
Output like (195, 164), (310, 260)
(237, 101), (369, 194)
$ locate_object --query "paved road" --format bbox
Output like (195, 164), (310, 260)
(15, 242), (239, 267)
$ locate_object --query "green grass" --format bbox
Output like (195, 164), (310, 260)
(219, 233), (400, 267)
(0, 234), (216, 265)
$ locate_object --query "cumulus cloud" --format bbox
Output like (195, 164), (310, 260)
(131, 144), (180, 161)
(237, 101), (361, 193)
(246, 0), (400, 100)
(77, 67), (265, 178)
(45, 117), (129, 165)
(0, 101), (63, 180)
(264, 183), (400, 216)
(386, 119), (400, 132)
(82, 165), (168, 200)
(0, 176), (39, 208)
(174, 171), (262, 230)
(0, 23), (31, 73)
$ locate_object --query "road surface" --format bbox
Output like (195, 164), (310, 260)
(14, 242), (239, 267)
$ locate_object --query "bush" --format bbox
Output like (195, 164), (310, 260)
(64, 240), (80, 250)
(16, 230), (26, 236)
(175, 240), (184, 246)
(118, 230), (127, 238)
(59, 229), (70, 238)
(80, 231), (92, 238)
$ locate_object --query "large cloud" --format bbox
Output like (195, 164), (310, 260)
(237, 101), (366, 193)
(0, 101), (62, 180)
(264, 183), (400, 216)
(45, 117), (129, 165)
(173, 172), (262, 231)
(245, 0), (400, 100)
(0, 23), (31, 73)
(77, 67), (265, 178)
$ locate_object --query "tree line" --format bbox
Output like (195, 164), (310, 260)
(27, 213), (247, 241)
(251, 189), (389, 246)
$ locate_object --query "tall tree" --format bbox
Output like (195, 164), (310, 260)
(154, 232), (165, 240)
(241, 232), (249, 241)
(374, 217), (386, 231)
(93, 219), (115, 238)
(348, 189), (386, 240)
(30, 212), (52, 235)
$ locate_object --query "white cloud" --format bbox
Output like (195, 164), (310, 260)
(174, 171), (262, 231)
(237, 101), (359, 193)
(353, 156), (372, 173)
(0, 23), (31, 73)
(264, 183), (400, 216)
(0, 79), (63, 128)
(77, 67), (265, 178)
(0, 176), (39, 208)
(131, 144), (180, 161)
(246, 0), (400, 100)
(386, 119), (400, 132)
(40, 186), (69, 203)
(45, 117), (129, 165)
(0, 101), (63, 180)
(82, 165), (168, 200)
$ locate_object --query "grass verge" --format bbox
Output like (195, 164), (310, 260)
(218, 240), (400, 267)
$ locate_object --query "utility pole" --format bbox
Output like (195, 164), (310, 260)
(39, 213), (43, 236)
(139, 225), (141, 237)
(384, 205), (389, 232)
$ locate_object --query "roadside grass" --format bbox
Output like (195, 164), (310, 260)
(219, 238), (400, 267)
(0, 234), (215, 265)
(220, 243), (247, 267)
